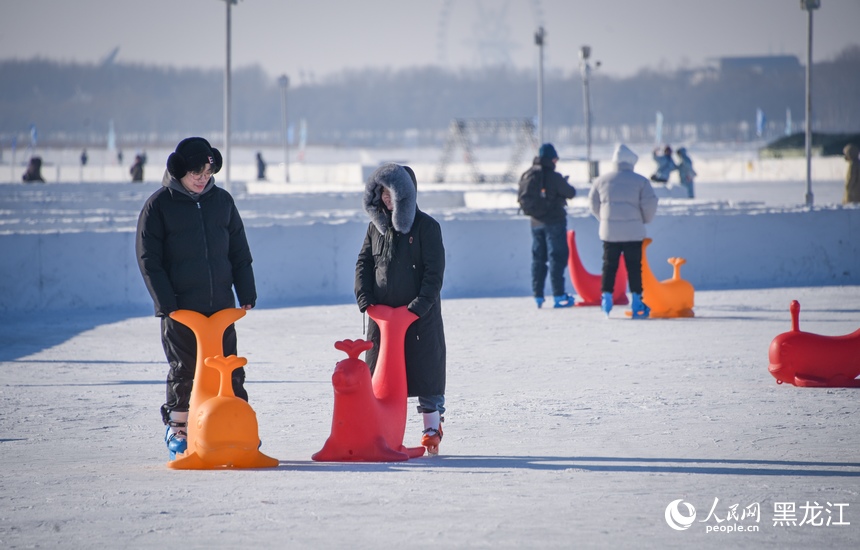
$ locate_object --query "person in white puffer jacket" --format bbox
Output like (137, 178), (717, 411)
(588, 143), (659, 318)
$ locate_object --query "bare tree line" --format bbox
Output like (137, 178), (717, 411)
(1, 45), (857, 148)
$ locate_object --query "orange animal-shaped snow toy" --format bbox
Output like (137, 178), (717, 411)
(566, 230), (628, 306)
(168, 355), (279, 469)
(313, 304), (426, 462)
(166, 308), (278, 469)
(636, 238), (695, 318)
(768, 300), (860, 388)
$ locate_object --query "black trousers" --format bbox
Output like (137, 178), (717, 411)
(601, 241), (644, 295)
(159, 316), (248, 424)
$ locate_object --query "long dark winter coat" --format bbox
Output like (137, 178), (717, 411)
(136, 170), (256, 317)
(355, 163), (446, 397)
(518, 156), (577, 225)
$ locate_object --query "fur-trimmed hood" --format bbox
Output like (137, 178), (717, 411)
(363, 163), (417, 234)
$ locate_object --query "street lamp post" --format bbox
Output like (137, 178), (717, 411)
(278, 75), (290, 183)
(580, 45), (593, 182)
(801, 0), (820, 207)
(534, 26), (545, 144)
(223, 0), (238, 193)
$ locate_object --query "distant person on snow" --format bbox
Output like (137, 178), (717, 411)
(843, 143), (860, 204)
(589, 144), (659, 319)
(130, 154), (145, 182)
(676, 147), (697, 198)
(256, 152), (267, 181)
(650, 145), (677, 183)
(517, 143), (578, 309)
(22, 156), (45, 183)
(135, 137), (257, 461)
(355, 163), (448, 455)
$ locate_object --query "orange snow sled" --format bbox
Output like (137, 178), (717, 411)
(166, 309), (278, 470)
(630, 238), (695, 318)
(768, 300), (860, 387)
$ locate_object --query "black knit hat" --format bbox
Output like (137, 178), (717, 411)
(166, 137), (222, 179)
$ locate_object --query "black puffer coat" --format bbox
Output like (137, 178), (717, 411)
(355, 164), (446, 397)
(136, 171), (256, 317)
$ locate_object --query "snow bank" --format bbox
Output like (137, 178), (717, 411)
(1, 180), (858, 312)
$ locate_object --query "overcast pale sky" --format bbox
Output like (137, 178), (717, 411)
(1, 0), (858, 84)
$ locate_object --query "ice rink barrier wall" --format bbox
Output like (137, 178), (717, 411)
(1, 206), (858, 312)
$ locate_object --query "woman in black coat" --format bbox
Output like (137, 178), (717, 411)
(355, 163), (447, 452)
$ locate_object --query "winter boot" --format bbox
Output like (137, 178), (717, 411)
(631, 293), (650, 319)
(600, 292), (613, 318)
(165, 410), (188, 461)
(534, 296), (545, 309)
(421, 411), (444, 455)
(553, 294), (575, 308)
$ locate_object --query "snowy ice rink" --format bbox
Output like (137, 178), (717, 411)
(2, 288), (859, 548)
(1, 151), (859, 548)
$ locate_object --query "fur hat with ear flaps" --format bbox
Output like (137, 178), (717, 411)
(363, 163), (417, 234)
(166, 137), (223, 179)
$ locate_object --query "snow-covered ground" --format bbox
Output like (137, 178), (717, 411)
(1, 148), (859, 548)
(2, 288), (859, 548)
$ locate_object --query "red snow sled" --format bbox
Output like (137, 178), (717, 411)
(768, 300), (860, 388)
(313, 305), (427, 462)
(566, 230), (628, 306)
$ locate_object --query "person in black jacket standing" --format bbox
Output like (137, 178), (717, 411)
(517, 143), (578, 308)
(136, 137), (257, 460)
(355, 163), (447, 455)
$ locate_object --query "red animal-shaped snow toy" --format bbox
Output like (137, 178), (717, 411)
(313, 304), (426, 462)
(566, 230), (628, 306)
(768, 300), (860, 388)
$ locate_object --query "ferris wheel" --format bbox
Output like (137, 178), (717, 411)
(435, 0), (545, 69)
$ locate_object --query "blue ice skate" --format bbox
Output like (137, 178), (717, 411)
(631, 292), (650, 319)
(600, 292), (613, 318)
(165, 426), (187, 461)
(553, 294), (575, 308)
(164, 410), (188, 461)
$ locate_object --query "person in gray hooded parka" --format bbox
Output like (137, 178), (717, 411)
(355, 163), (447, 452)
(589, 144), (658, 318)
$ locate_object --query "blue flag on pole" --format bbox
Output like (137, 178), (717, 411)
(756, 109), (766, 138)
